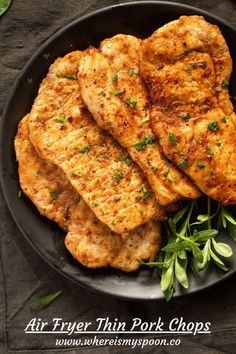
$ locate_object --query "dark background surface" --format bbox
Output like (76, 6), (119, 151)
(1, 0), (236, 353)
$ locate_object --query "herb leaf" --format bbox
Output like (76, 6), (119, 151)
(30, 290), (62, 311)
(0, 0), (12, 17)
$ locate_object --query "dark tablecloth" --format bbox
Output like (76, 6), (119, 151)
(1, 0), (236, 353)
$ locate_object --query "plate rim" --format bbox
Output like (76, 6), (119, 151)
(1, 0), (236, 301)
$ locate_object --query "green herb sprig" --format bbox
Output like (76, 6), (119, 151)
(30, 290), (62, 311)
(141, 197), (235, 301)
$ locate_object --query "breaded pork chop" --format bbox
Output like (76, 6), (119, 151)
(15, 115), (161, 271)
(78, 36), (200, 206)
(140, 16), (236, 204)
(28, 51), (164, 234)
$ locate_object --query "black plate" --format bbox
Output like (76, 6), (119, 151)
(1, 1), (236, 301)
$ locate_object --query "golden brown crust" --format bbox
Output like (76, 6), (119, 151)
(15, 115), (161, 271)
(78, 35), (200, 206)
(140, 16), (236, 204)
(28, 51), (163, 234)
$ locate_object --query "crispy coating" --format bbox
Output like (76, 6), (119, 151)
(78, 36), (200, 206)
(140, 16), (236, 204)
(15, 116), (161, 271)
(28, 51), (164, 234)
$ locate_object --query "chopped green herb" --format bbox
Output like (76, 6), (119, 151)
(62, 74), (77, 80)
(182, 112), (190, 121)
(56, 115), (67, 123)
(185, 65), (192, 73)
(169, 132), (177, 146)
(163, 170), (170, 178)
(115, 155), (127, 162)
(81, 172), (87, 178)
(199, 62), (207, 69)
(222, 79), (229, 88)
(150, 165), (157, 172)
(136, 190), (153, 202)
(197, 162), (206, 169)
(124, 97), (137, 109)
(18, 190), (22, 198)
(216, 141), (222, 147)
(125, 158), (133, 166)
(207, 148), (214, 157)
(134, 136), (156, 151)
(92, 201), (99, 207)
(112, 73), (118, 82)
(207, 121), (220, 132)
(27, 78), (33, 85)
(50, 191), (60, 200)
(191, 62), (197, 69)
(138, 183), (146, 192)
(114, 172), (125, 181)
(80, 146), (90, 154)
(110, 89), (125, 96)
(221, 116), (227, 123)
(178, 160), (189, 168)
(43, 53), (50, 60)
(71, 172), (78, 177)
(30, 290), (62, 311)
(112, 141), (119, 147)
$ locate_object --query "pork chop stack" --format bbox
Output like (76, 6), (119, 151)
(14, 15), (236, 272)
(140, 16), (236, 204)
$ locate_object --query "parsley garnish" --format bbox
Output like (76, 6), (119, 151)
(150, 165), (157, 172)
(92, 201), (99, 207)
(182, 112), (190, 121)
(57, 74), (77, 80)
(134, 136), (156, 151)
(207, 121), (220, 132)
(56, 115), (67, 123)
(169, 132), (177, 146)
(124, 97), (137, 109)
(197, 162), (206, 169)
(178, 160), (189, 168)
(199, 62), (207, 69)
(112, 73), (118, 82)
(185, 65), (192, 73)
(110, 89), (125, 96)
(50, 191), (60, 200)
(80, 146), (90, 154)
(115, 155), (132, 165)
(136, 190), (153, 201)
(43, 53), (50, 60)
(114, 173), (125, 181)
(222, 79), (229, 88)
(221, 116), (227, 123)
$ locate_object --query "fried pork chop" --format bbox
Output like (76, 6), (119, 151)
(140, 16), (236, 204)
(15, 115), (161, 271)
(28, 51), (164, 234)
(78, 35), (200, 206)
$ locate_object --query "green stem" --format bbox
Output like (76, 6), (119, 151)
(207, 197), (211, 229)
(179, 201), (195, 236)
